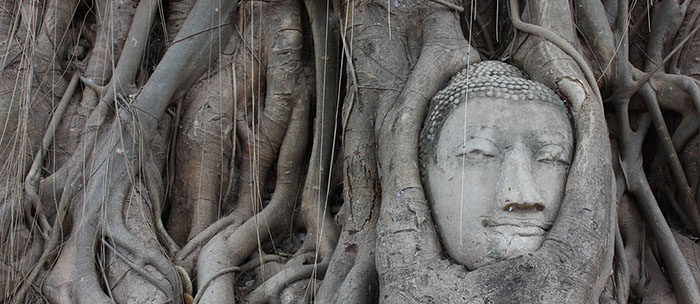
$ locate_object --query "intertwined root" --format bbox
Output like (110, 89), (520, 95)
(1, 0), (699, 303)
(3, 0), (238, 302)
(186, 1), (335, 302)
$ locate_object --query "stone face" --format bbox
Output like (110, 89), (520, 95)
(420, 61), (574, 270)
(419, 61), (569, 173)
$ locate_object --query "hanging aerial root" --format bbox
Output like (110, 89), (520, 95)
(0, 0), (77, 235)
(24, 72), (79, 197)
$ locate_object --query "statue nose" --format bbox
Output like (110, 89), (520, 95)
(498, 147), (545, 213)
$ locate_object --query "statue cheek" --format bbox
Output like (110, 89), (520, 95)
(532, 165), (569, 215)
(487, 236), (507, 258)
(465, 164), (501, 209)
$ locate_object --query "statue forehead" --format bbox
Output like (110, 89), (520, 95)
(437, 99), (571, 142)
(419, 61), (570, 173)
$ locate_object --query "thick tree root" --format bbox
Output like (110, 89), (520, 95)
(195, 61), (309, 303)
(612, 65), (700, 304)
(168, 0), (301, 250)
(3, 0), (700, 303)
(168, 65), (237, 244)
(7, 1), (240, 303)
(43, 173), (132, 304)
(103, 125), (179, 303)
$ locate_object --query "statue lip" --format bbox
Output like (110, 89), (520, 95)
(481, 217), (553, 236)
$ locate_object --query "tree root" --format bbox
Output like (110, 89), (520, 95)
(22, 72), (80, 239)
(168, 66), (236, 243)
(227, 0), (304, 234)
(613, 220), (630, 303)
(42, 174), (133, 304)
(509, 0), (602, 102)
(165, 0), (197, 42)
(192, 267), (240, 304)
(4, 0), (700, 303)
(644, 0), (687, 72)
(0, 0), (77, 251)
(636, 81), (700, 229)
(194, 51), (309, 302)
(374, 1), (486, 301)
(8, 1), (240, 303)
(102, 181), (180, 303)
(143, 155), (180, 255)
(294, 0), (344, 288)
(9, 168), (80, 303)
(246, 253), (325, 304)
(42, 123), (178, 303)
(169, 2), (304, 272)
(577, 3), (700, 300)
(607, 5), (700, 296)
(315, 2), (381, 299)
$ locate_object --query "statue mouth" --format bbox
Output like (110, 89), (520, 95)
(481, 217), (553, 236)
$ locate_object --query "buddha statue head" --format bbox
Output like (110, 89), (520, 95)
(419, 61), (574, 270)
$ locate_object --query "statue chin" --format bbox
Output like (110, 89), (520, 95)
(420, 61), (573, 270)
(464, 226), (546, 270)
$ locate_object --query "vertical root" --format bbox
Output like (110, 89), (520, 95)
(637, 83), (700, 235)
(169, 69), (235, 244)
(103, 180), (180, 303)
(195, 88), (309, 304)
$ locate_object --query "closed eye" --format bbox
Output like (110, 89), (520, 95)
(455, 138), (499, 159)
(535, 144), (571, 166)
(537, 158), (569, 166)
(457, 149), (496, 158)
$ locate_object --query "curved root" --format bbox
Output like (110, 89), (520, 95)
(246, 253), (325, 304)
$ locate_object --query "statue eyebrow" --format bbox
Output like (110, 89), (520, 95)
(452, 136), (499, 151)
(527, 131), (574, 150)
(447, 125), (497, 148)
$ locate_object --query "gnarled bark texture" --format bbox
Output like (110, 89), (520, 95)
(0, 0), (699, 303)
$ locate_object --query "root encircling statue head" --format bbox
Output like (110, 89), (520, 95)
(419, 61), (574, 270)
